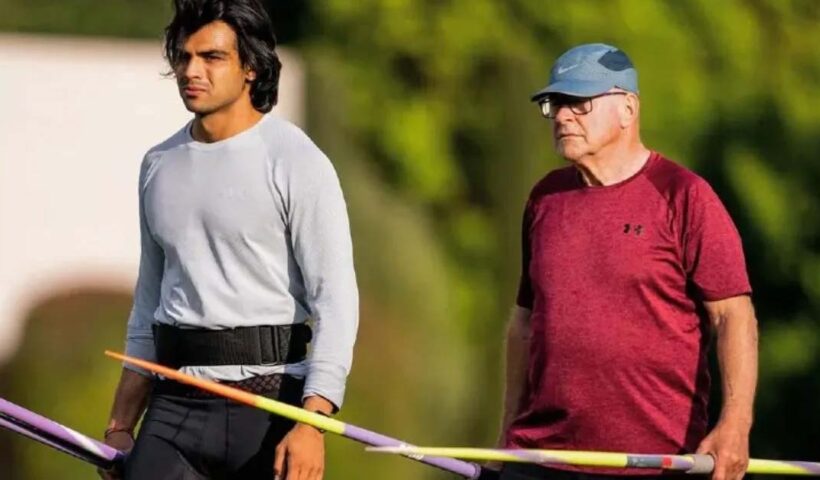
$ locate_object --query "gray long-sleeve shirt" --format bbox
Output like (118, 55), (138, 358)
(125, 114), (358, 408)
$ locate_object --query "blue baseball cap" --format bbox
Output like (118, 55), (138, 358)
(531, 43), (638, 102)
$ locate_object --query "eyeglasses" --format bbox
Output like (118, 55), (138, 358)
(538, 92), (628, 119)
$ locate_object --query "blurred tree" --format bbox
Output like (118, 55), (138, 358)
(0, 0), (310, 44)
(0, 0), (172, 39)
(305, 1), (820, 477)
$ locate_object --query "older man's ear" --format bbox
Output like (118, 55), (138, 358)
(619, 93), (640, 129)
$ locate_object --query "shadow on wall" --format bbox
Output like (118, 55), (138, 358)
(0, 287), (132, 480)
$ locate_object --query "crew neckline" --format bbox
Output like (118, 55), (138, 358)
(184, 114), (270, 150)
(574, 151), (657, 192)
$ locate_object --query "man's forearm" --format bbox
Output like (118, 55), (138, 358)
(711, 296), (758, 428)
(106, 368), (153, 432)
(303, 395), (334, 415)
(499, 306), (532, 442)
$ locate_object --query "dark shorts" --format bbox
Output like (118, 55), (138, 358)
(500, 463), (696, 480)
(124, 374), (304, 480)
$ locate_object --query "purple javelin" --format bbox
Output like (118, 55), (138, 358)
(0, 397), (124, 470)
(343, 423), (499, 479)
(0, 415), (108, 467)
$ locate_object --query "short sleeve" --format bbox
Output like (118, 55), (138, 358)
(682, 180), (751, 301)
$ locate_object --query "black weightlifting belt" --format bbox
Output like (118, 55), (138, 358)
(153, 323), (312, 369)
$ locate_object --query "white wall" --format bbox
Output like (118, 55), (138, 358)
(0, 34), (304, 363)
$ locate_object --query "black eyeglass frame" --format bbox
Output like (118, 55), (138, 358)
(538, 91), (628, 119)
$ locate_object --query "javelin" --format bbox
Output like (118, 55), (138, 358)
(105, 351), (499, 480)
(0, 397), (124, 470)
(367, 446), (820, 476)
(0, 415), (83, 457)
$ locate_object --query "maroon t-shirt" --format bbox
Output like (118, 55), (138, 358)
(508, 152), (751, 474)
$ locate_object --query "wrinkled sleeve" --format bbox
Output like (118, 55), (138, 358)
(124, 156), (164, 376)
(273, 140), (359, 410)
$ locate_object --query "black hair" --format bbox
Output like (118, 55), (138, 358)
(164, 0), (282, 112)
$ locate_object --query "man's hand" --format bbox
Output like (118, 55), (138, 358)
(274, 423), (325, 480)
(483, 432), (507, 473)
(696, 420), (751, 480)
(487, 307), (532, 476)
(97, 368), (151, 480)
(97, 430), (134, 480)
(274, 395), (332, 480)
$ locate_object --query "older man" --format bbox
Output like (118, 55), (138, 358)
(495, 44), (758, 480)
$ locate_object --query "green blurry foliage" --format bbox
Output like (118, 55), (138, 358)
(305, 0), (820, 474)
(0, 1), (818, 479)
(0, 0), (172, 38)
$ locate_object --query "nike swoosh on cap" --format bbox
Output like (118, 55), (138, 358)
(557, 64), (579, 74)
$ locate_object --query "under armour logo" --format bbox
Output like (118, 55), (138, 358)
(623, 223), (643, 235)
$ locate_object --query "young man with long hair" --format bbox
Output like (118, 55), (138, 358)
(100, 2), (358, 479)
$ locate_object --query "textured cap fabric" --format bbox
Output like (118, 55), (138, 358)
(531, 43), (638, 102)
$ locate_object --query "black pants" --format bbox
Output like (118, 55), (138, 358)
(501, 463), (696, 480)
(125, 375), (304, 480)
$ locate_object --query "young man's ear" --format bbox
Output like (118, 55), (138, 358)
(246, 70), (257, 82)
